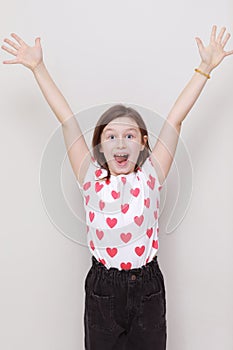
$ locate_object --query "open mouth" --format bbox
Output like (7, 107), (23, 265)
(114, 153), (129, 166)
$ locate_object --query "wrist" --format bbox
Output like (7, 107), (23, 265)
(31, 60), (45, 75)
(198, 61), (214, 74)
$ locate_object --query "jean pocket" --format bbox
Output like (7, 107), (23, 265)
(138, 287), (166, 331)
(86, 291), (118, 333)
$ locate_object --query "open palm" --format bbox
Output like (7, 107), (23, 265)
(195, 25), (233, 71)
(1, 33), (43, 70)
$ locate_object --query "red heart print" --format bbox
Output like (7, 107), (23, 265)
(144, 198), (150, 208)
(158, 186), (162, 191)
(105, 178), (111, 185)
(135, 245), (145, 256)
(146, 257), (149, 264)
(152, 240), (158, 249)
(95, 182), (104, 192)
(157, 227), (159, 235)
(146, 227), (153, 238)
(111, 190), (120, 199)
(154, 211), (158, 220)
(95, 169), (102, 177)
(89, 212), (95, 222)
(120, 232), (132, 243)
(106, 247), (118, 257)
(83, 181), (91, 191)
(121, 203), (129, 214)
(86, 225), (89, 233)
(147, 174), (155, 190)
(156, 199), (159, 208)
(134, 215), (144, 226)
(120, 262), (132, 270)
(90, 240), (95, 250)
(99, 200), (105, 210)
(96, 229), (104, 240)
(106, 217), (117, 228)
(130, 187), (140, 197)
(85, 195), (90, 205)
(121, 177), (126, 184)
(99, 258), (106, 265)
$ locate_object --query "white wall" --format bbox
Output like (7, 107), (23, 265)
(1, 1), (233, 349)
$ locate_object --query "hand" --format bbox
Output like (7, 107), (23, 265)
(1, 33), (43, 71)
(195, 25), (233, 72)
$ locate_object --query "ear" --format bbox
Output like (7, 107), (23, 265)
(140, 135), (148, 151)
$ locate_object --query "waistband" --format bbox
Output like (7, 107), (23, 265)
(90, 255), (160, 283)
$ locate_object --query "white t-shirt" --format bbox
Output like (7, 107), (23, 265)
(78, 155), (163, 270)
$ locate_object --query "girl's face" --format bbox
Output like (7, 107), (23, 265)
(99, 116), (148, 176)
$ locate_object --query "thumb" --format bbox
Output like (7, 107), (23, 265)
(35, 37), (41, 47)
(195, 37), (204, 51)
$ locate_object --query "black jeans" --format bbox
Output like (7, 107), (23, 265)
(84, 255), (167, 350)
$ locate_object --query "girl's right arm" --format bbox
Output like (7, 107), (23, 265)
(1, 33), (91, 184)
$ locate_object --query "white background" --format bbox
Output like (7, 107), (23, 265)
(0, 1), (233, 349)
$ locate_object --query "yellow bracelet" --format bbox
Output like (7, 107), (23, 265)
(195, 68), (211, 79)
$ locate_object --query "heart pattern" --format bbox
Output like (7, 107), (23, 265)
(95, 169), (102, 178)
(82, 156), (161, 270)
(120, 232), (132, 243)
(106, 247), (118, 257)
(144, 198), (150, 208)
(152, 240), (158, 249)
(95, 182), (104, 192)
(121, 177), (126, 184)
(83, 181), (91, 191)
(130, 187), (140, 197)
(106, 217), (117, 228)
(135, 245), (145, 256)
(121, 203), (129, 214)
(147, 174), (155, 190)
(120, 262), (132, 270)
(134, 215), (144, 226)
(111, 190), (120, 199)
(89, 212), (95, 222)
(146, 227), (153, 238)
(96, 229), (104, 240)
(99, 200), (105, 211)
(85, 195), (90, 205)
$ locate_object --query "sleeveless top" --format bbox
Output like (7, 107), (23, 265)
(77, 155), (163, 270)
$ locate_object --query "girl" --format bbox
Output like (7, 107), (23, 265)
(2, 25), (232, 349)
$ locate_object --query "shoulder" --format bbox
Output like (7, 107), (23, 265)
(140, 156), (163, 189)
(77, 155), (108, 190)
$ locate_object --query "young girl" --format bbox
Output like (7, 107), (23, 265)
(2, 25), (232, 349)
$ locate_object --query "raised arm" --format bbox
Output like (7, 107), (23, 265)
(1, 33), (91, 184)
(151, 25), (233, 186)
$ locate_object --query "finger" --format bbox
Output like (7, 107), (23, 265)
(224, 49), (233, 57)
(35, 37), (41, 47)
(222, 32), (231, 48)
(3, 38), (20, 50)
(2, 58), (19, 64)
(10, 33), (26, 46)
(210, 25), (217, 43)
(195, 37), (204, 51)
(1, 44), (17, 56)
(217, 26), (226, 43)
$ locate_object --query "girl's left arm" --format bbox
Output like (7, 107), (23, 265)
(151, 25), (233, 186)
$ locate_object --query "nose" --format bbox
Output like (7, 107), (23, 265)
(116, 137), (126, 148)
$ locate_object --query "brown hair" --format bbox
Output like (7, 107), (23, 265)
(92, 104), (151, 179)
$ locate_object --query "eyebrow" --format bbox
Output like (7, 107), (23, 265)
(103, 127), (139, 133)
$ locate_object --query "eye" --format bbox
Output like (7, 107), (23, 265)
(126, 134), (134, 139)
(108, 135), (115, 140)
